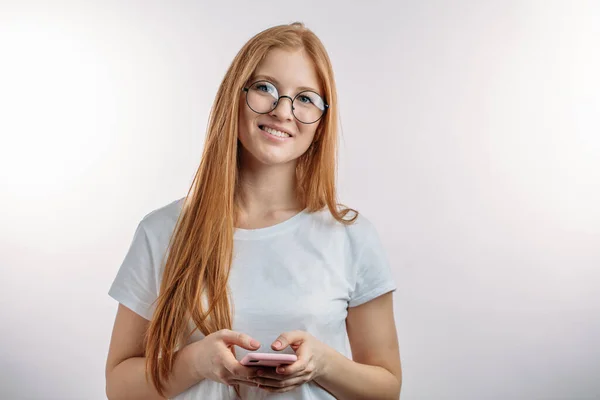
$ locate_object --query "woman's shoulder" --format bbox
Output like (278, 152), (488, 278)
(138, 197), (186, 236)
(307, 205), (379, 240)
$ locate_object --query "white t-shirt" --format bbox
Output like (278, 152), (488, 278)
(108, 197), (396, 400)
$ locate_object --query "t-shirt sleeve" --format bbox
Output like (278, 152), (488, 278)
(348, 218), (397, 308)
(108, 221), (158, 320)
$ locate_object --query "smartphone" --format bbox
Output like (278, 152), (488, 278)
(240, 352), (298, 367)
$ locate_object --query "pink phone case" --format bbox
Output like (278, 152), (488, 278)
(240, 352), (298, 367)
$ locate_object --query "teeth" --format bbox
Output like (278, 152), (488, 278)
(262, 126), (290, 138)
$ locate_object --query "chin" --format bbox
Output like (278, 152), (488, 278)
(257, 154), (297, 166)
(238, 145), (290, 166)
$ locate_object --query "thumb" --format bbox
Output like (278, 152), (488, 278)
(272, 330), (304, 351)
(220, 329), (261, 351)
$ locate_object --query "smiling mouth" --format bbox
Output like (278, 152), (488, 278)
(259, 125), (292, 138)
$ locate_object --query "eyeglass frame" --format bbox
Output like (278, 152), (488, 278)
(241, 80), (329, 124)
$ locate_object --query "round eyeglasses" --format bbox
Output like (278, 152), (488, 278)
(242, 80), (329, 124)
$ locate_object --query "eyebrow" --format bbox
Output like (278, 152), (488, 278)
(250, 74), (322, 95)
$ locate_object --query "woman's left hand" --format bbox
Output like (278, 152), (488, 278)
(251, 330), (330, 393)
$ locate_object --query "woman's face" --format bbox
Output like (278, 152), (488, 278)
(237, 47), (324, 167)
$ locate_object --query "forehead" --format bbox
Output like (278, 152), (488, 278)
(251, 48), (322, 93)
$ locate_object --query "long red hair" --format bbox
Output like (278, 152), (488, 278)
(144, 21), (357, 397)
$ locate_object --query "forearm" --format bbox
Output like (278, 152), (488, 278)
(315, 347), (401, 400)
(106, 344), (204, 400)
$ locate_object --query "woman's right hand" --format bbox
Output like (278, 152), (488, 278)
(189, 329), (262, 387)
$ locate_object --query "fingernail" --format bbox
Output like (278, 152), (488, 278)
(256, 370), (264, 376)
(277, 367), (285, 373)
(251, 339), (260, 348)
(274, 340), (282, 348)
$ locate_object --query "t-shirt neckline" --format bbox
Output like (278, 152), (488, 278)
(234, 208), (309, 240)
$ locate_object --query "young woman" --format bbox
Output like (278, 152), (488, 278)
(105, 22), (401, 400)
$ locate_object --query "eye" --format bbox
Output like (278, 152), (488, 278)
(298, 95), (313, 104)
(250, 81), (277, 95)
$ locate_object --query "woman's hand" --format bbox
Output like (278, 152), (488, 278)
(251, 330), (331, 394)
(190, 329), (262, 388)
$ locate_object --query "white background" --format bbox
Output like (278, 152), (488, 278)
(1, 1), (599, 399)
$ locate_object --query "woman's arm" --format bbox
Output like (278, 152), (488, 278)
(314, 292), (402, 400)
(105, 304), (204, 400)
(106, 347), (202, 400)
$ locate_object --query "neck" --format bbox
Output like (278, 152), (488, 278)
(235, 158), (303, 217)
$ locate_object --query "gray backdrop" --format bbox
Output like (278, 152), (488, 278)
(1, 1), (598, 399)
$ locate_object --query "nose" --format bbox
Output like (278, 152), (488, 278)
(270, 95), (294, 121)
